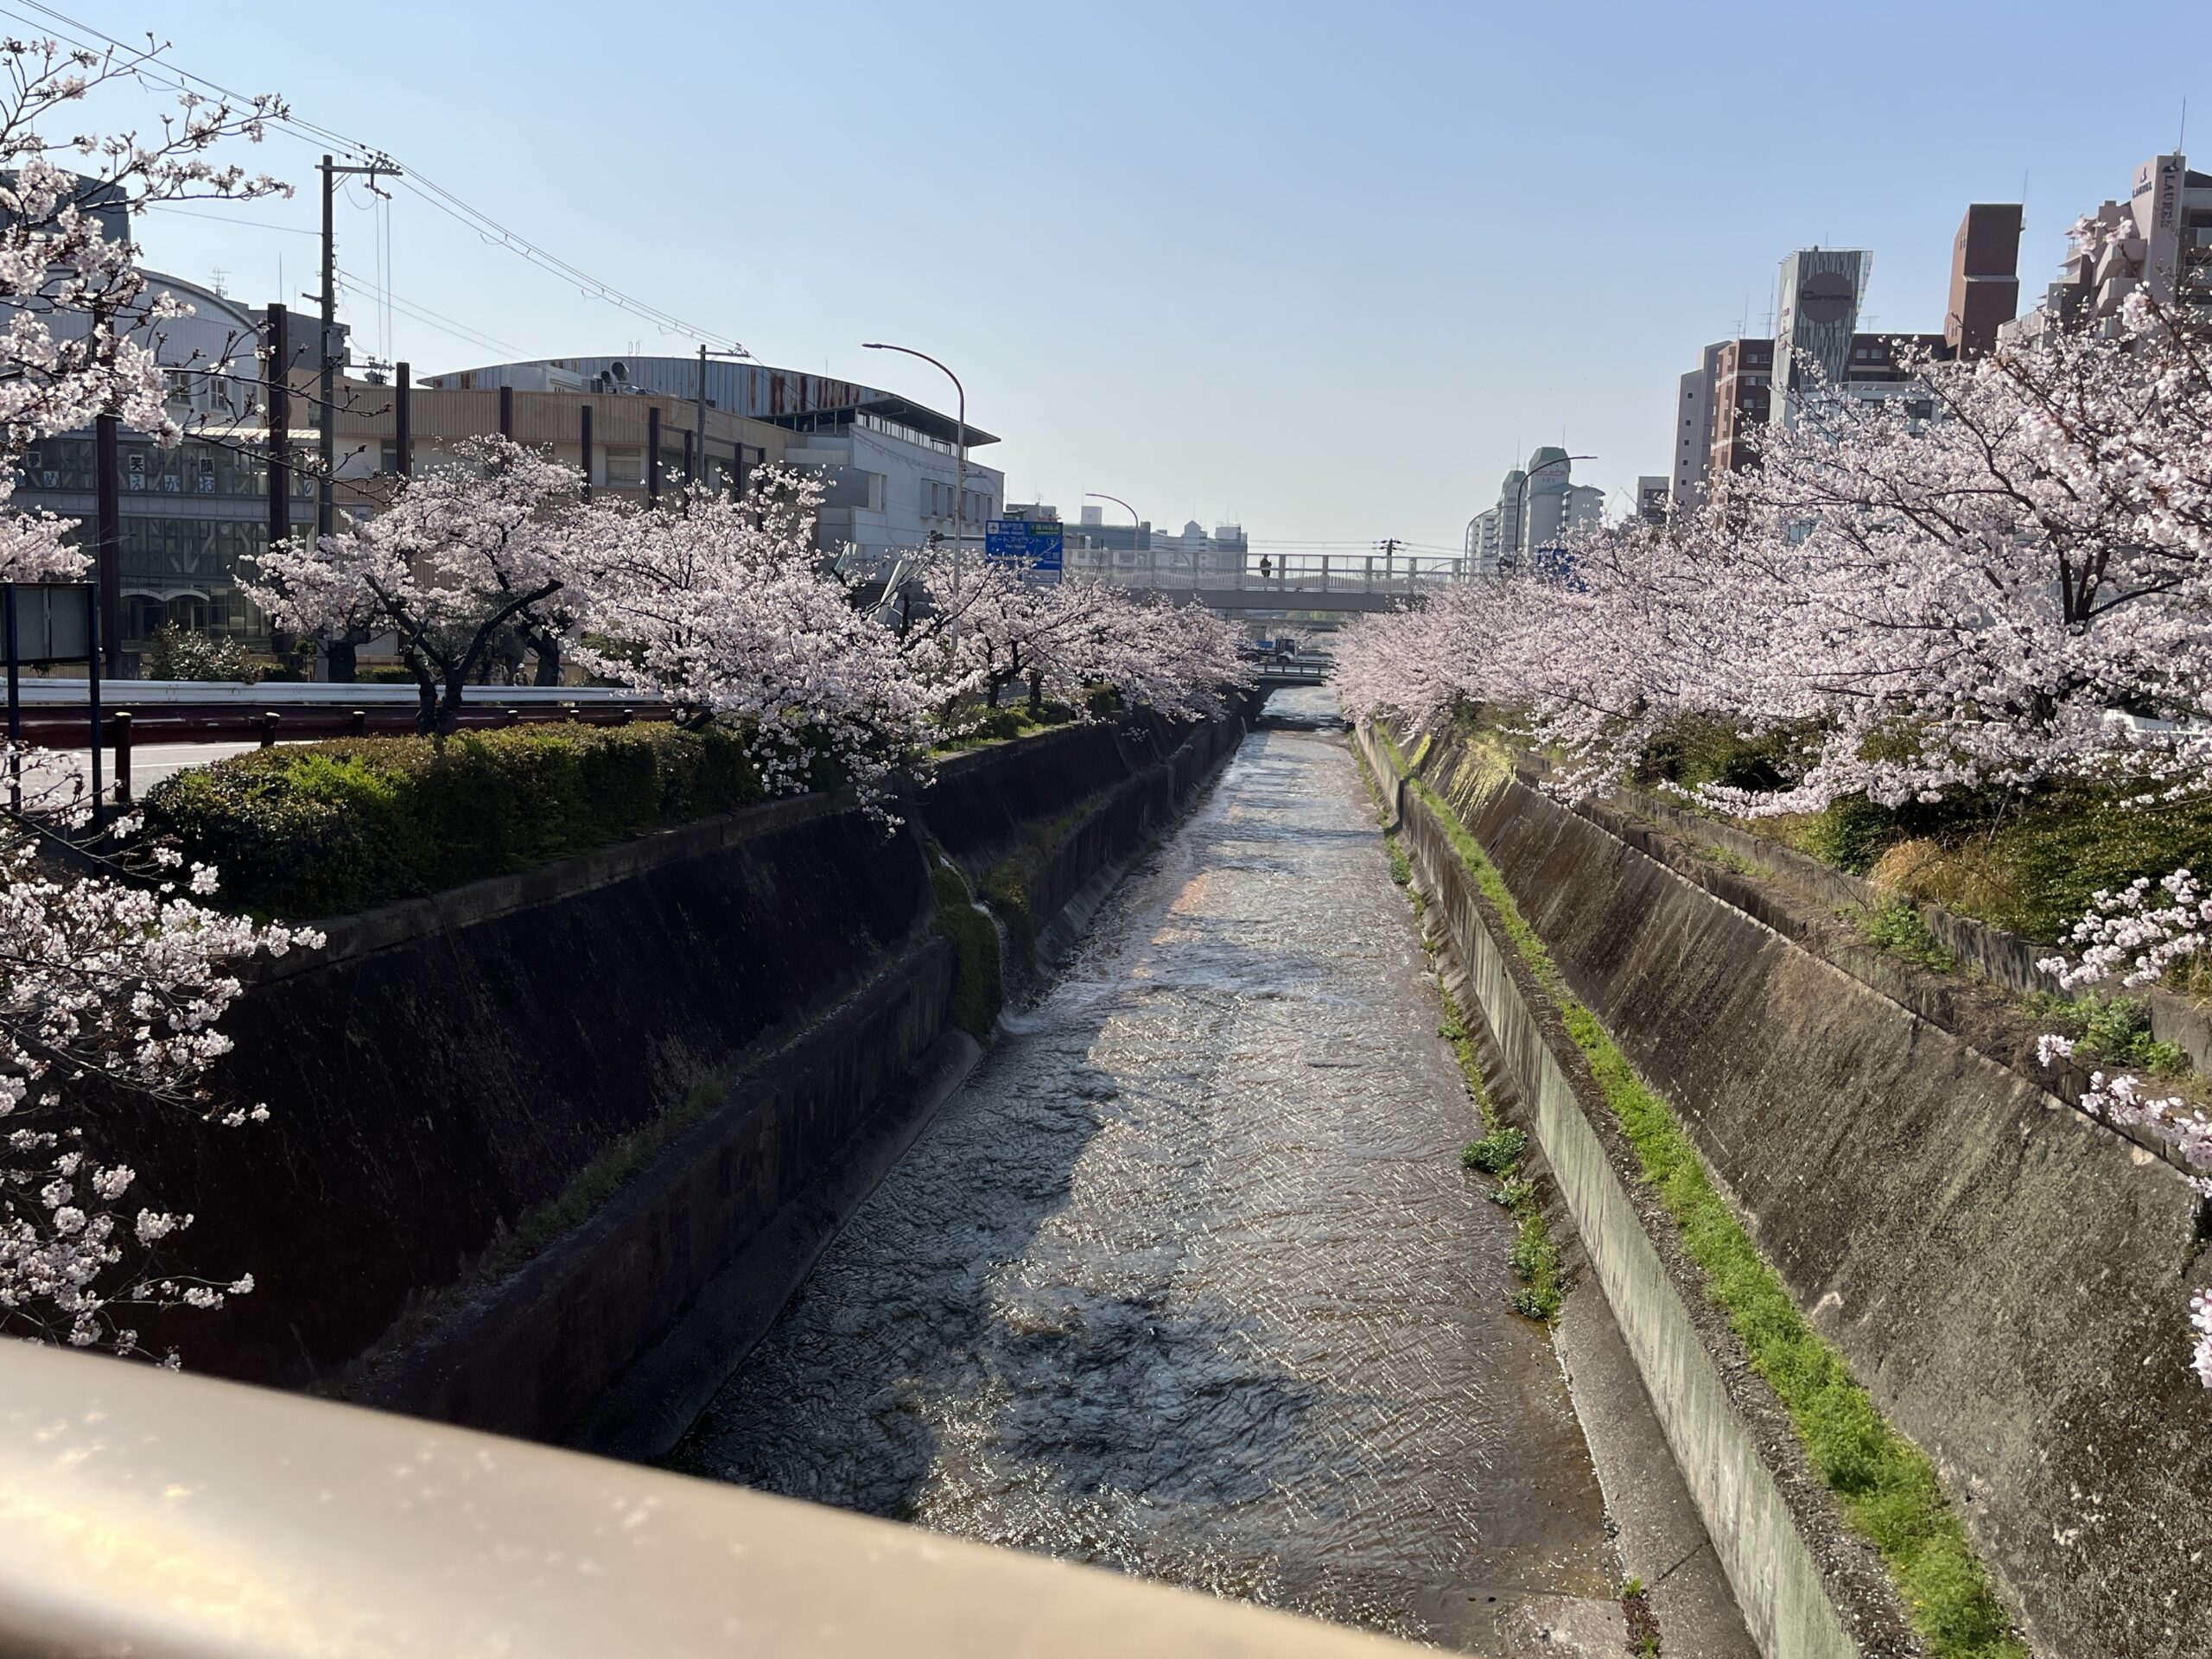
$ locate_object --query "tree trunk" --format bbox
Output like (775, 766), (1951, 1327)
(431, 674), (467, 738)
(327, 639), (357, 683)
(533, 636), (563, 686)
(1027, 671), (1044, 718)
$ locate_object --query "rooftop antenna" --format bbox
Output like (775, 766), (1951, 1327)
(2181, 98), (2189, 152)
(210, 265), (228, 297)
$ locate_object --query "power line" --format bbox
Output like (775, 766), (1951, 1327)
(142, 202), (316, 236)
(2, 2), (747, 356)
(139, 204), (519, 357)
(334, 266), (523, 359)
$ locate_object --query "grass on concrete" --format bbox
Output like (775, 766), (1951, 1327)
(1356, 737), (1561, 1323)
(1381, 747), (2025, 1659)
(1859, 899), (1960, 973)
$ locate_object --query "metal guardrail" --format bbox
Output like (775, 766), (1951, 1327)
(0, 1341), (1414, 1657)
(9, 678), (663, 708)
(6, 680), (675, 775)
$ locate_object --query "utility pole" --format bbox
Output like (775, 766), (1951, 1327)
(94, 410), (120, 677)
(316, 154), (402, 543)
(1375, 537), (1402, 590)
(693, 343), (747, 497)
(265, 302), (289, 561)
(318, 156), (334, 543)
(394, 361), (411, 476)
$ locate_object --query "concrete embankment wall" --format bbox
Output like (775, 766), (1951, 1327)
(1370, 722), (2212, 1659)
(1362, 725), (1875, 1659)
(154, 708), (1249, 1453)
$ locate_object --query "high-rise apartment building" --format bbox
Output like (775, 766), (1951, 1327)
(1707, 337), (1774, 478)
(1946, 203), (2024, 359)
(1773, 248), (1871, 419)
(1673, 209), (2009, 492)
(2010, 153), (2212, 338)
(1670, 341), (1725, 513)
(1467, 451), (1599, 576)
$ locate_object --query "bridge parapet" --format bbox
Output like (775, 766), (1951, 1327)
(0, 1340), (1415, 1657)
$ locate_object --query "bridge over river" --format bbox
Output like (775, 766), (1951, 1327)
(1080, 550), (1471, 616)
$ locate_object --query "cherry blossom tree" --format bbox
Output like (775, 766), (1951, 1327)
(893, 544), (1251, 721)
(571, 471), (936, 804)
(1344, 281), (2212, 816)
(2, 797), (320, 1357)
(248, 437), (586, 735)
(0, 36), (314, 1358)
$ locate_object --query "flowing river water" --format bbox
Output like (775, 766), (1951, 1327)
(670, 689), (1618, 1649)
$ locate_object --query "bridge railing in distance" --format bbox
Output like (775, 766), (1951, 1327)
(0, 1341), (1416, 1657)
(1065, 551), (1467, 595)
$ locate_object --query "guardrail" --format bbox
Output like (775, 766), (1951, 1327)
(4, 682), (675, 810)
(0, 1340), (1412, 1658)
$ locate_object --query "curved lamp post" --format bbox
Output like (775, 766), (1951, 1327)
(863, 342), (967, 654)
(1510, 453), (1595, 573)
(1083, 491), (1141, 586)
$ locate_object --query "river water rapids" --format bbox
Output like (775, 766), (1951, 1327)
(670, 689), (1616, 1649)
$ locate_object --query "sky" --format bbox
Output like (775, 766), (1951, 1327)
(48, 0), (2210, 556)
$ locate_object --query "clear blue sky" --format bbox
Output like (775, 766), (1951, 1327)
(61, 0), (2208, 554)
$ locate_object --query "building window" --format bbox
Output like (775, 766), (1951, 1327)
(603, 446), (644, 487)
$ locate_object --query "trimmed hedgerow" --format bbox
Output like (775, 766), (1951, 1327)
(141, 721), (764, 917)
(1379, 744), (2024, 1659)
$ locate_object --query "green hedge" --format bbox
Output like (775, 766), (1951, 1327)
(143, 721), (764, 918)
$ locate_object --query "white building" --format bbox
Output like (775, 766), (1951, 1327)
(1670, 341), (1724, 514)
(425, 356), (1004, 569)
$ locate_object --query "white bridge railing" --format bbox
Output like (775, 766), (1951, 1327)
(0, 1341), (1412, 1657)
(1067, 550), (1469, 597)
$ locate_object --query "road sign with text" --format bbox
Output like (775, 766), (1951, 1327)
(985, 519), (1064, 576)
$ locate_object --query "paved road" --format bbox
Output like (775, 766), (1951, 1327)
(7, 740), (275, 804)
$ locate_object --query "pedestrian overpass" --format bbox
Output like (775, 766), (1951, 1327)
(1072, 550), (1467, 617)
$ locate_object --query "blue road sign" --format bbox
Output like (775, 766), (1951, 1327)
(984, 518), (1064, 575)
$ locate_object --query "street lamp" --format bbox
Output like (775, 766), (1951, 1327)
(1510, 453), (1596, 574)
(863, 342), (967, 656)
(1083, 492), (1141, 587)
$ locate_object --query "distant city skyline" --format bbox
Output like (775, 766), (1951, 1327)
(72, 0), (2211, 550)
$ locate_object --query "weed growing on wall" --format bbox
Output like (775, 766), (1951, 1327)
(1860, 900), (1959, 973)
(929, 861), (1004, 1039)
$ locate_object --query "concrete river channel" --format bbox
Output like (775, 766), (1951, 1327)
(671, 689), (1728, 1653)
